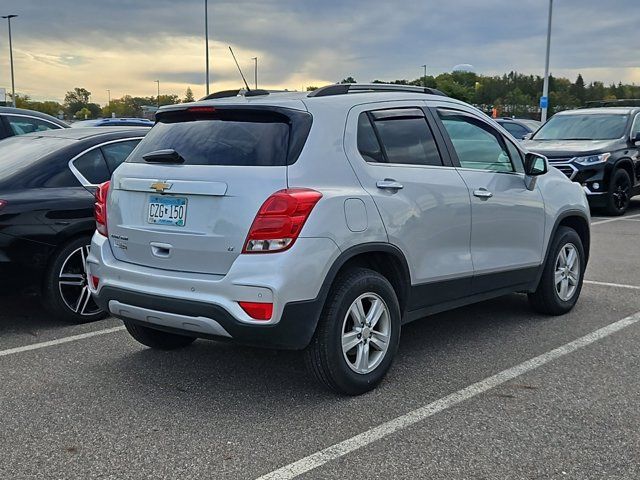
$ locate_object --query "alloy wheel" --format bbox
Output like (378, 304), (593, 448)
(58, 245), (101, 316)
(554, 243), (580, 302)
(341, 292), (391, 374)
(612, 177), (631, 211)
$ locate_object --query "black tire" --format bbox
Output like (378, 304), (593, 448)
(605, 168), (632, 216)
(528, 226), (585, 316)
(305, 268), (401, 395)
(124, 321), (196, 350)
(42, 236), (107, 324)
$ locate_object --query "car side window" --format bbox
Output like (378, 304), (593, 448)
(73, 149), (111, 184)
(505, 139), (525, 173)
(357, 113), (385, 163)
(5, 115), (59, 135)
(438, 110), (514, 173)
(501, 121), (529, 139)
(101, 140), (139, 173)
(631, 114), (640, 139)
(357, 109), (443, 166)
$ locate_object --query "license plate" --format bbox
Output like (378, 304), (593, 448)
(147, 195), (187, 226)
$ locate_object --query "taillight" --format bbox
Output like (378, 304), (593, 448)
(238, 301), (273, 321)
(95, 181), (110, 237)
(243, 188), (322, 253)
(0, 200), (7, 211)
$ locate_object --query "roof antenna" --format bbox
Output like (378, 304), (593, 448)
(228, 46), (251, 91)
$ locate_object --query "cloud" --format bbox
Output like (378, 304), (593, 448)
(0, 0), (637, 103)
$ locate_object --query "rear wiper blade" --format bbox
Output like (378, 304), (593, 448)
(142, 149), (185, 164)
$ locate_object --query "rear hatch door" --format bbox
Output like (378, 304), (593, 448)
(107, 105), (311, 275)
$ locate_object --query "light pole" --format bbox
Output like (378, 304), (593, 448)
(541, 0), (554, 123)
(155, 80), (160, 107)
(420, 64), (427, 88)
(2, 15), (18, 107)
(252, 57), (258, 89)
(205, 0), (210, 96)
(107, 89), (111, 105)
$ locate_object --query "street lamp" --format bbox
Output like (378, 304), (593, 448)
(2, 14), (18, 107)
(205, 0), (210, 95)
(541, 0), (554, 123)
(155, 80), (160, 107)
(420, 64), (427, 88)
(252, 57), (258, 90)
(107, 89), (111, 105)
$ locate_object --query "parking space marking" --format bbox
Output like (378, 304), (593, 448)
(591, 213), (640, 226)
(256, 311), (640, 480)
(584, 280), (640, 290)
(0, 326), (125, 358)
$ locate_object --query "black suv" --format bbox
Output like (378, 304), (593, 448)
(525, 106), (640, 215)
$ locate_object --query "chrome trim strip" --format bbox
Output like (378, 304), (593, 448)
(552, 162), (578, 180)
(108, 300), (232, 338)
(68, 137), (144, 187)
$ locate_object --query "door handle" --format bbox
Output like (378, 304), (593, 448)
(473, 188), (493, 199)
(376, 179), (404, 191)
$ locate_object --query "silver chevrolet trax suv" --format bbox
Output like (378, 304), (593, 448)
(88, 84), (591, 395)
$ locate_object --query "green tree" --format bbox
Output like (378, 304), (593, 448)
(74, 107), (92, 119)
(64, 87), (92, 118)
(340, 76), (357, 84)
(183, 87), (195, 103)
(570, 74), (586, 105)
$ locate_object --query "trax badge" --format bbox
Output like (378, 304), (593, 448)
(150, 181), (172, 193)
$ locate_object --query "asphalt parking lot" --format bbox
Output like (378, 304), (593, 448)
(2, 202), (640, 480)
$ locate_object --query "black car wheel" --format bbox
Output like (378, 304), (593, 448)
(42, 236), (107, 323)
(606, 168), (632, 216)
(305, 268), (401, 395)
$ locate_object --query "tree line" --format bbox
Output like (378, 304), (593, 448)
(9, 86), (196, 120)
(312, 71), (640, 119)
(8, 72), (640, 120)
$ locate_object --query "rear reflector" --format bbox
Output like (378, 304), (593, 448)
(95, 181), (110, 237)
(238, 301), (273, 321)
(243, 188), (322, 253)
(89, 274), (100, 289)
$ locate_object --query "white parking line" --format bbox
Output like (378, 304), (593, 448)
(591, 213), (640, 226)
(584, 280), (640, 290)
(0, 326), (125, 358)
(256, 312), (640, 480)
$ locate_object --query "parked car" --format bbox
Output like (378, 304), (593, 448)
(72, 118), (154, 128)
(0, 106), (69, 140)
(525, 106), (640, 215)
(87, 84), (590, 395)
(0, 127), (149, 322)
(495, 117), (541, 140)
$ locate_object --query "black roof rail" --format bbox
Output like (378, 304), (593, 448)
(307, 83), (447, 98)
(583, 99), (640, 108)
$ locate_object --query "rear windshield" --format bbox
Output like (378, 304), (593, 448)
(127, 116), (290, 166)
(0, 136), (74, 179)
(533, 114), (629, 140)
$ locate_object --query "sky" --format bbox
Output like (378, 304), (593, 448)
(0, 0), (638, 105)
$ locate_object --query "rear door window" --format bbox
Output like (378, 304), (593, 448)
(357, 109), (443, 166)
(73, 149), (111, 184)
(101, 140), (140, 173)
(128, 116), (290, 167)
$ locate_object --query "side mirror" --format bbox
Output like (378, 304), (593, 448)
(524, 153), (548, 176)
(632, 132), (640, 145)
(523, 133), (533, 141)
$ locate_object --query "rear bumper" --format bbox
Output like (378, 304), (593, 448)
(95, 286), (323, 349)
(87, 233), (340, 350)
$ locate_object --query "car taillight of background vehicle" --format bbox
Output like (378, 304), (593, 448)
(0, 200), (7, 211)
(243, 188), (323, 253)
(95, 181), (110, 237)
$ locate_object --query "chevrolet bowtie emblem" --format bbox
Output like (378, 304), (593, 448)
(150, 181), (172, 193)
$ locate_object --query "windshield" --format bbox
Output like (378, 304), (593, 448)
(533, 114), (628, 140)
